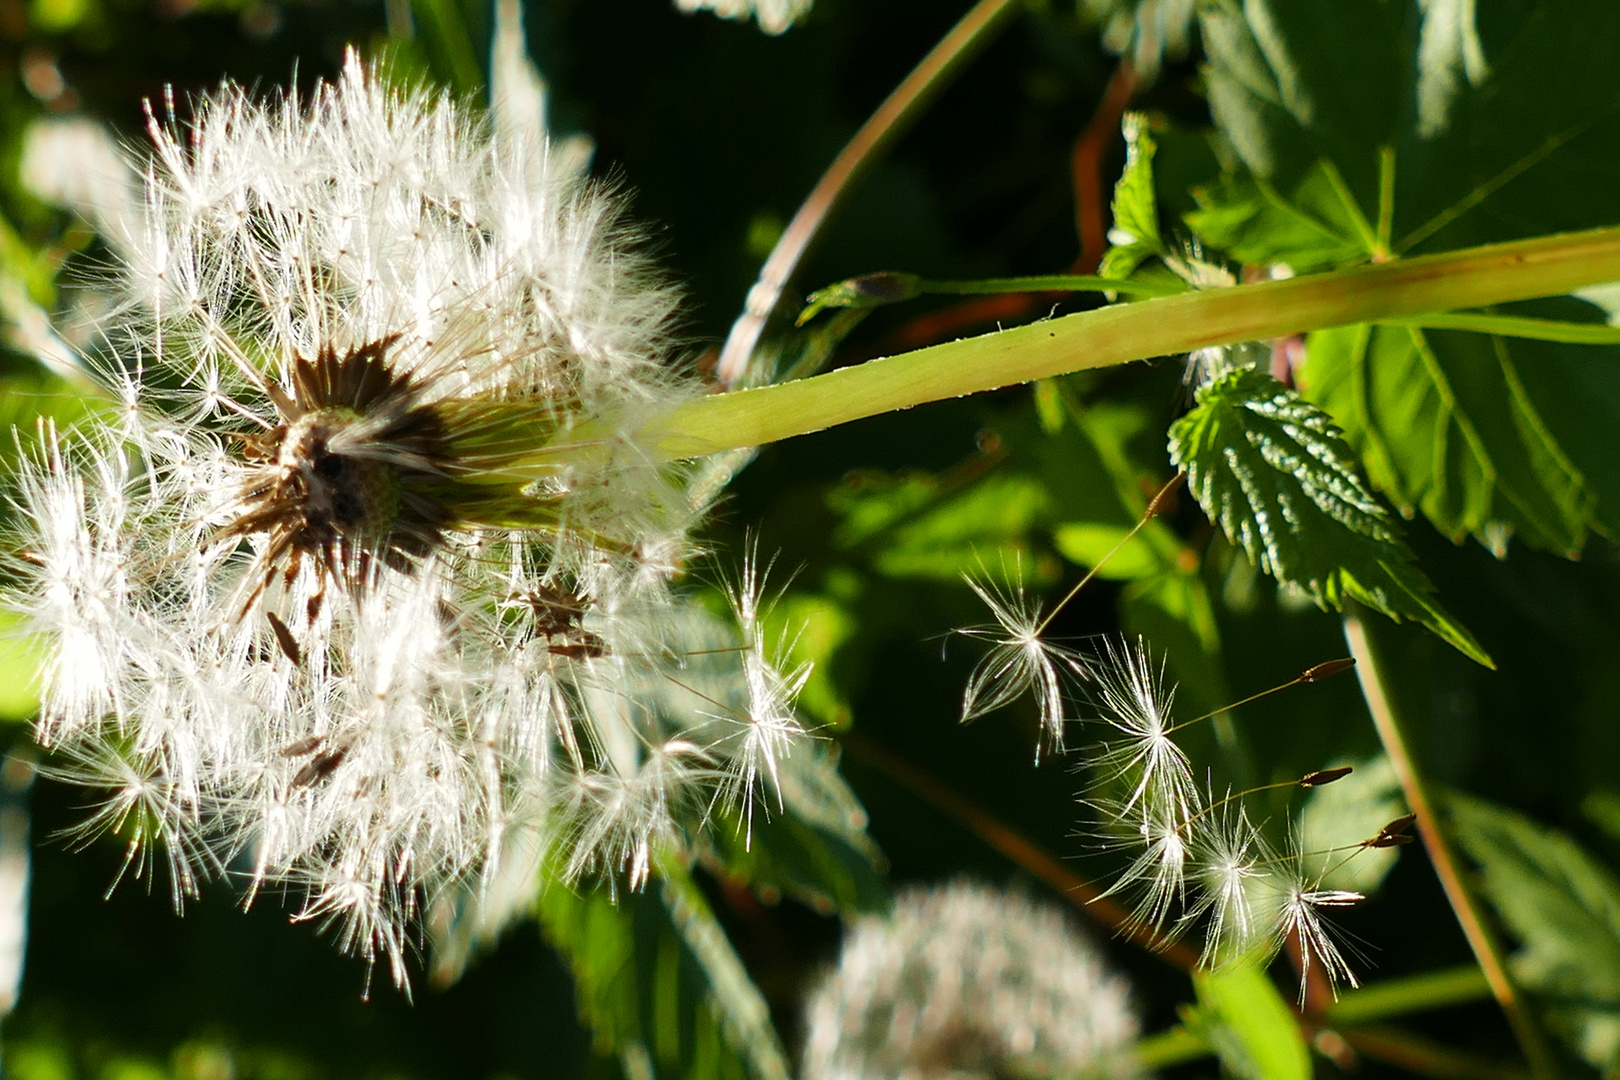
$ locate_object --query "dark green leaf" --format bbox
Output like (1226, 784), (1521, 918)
(700, 744), (888, 917)
(1191, 0), (1620, 552)
(1169, 368), (1490, 665)
(1450, 795), (1620, 1072)
(538, 867), (783, 1080)
(828, 468), (1055, 583)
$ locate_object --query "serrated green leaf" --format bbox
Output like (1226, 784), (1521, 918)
(1449, 795), (1620, 1072)
(1169, 368), (1490, 666)
(1305, 321), (1590, 555)
(1188, 964), (1310, 1080)
(1099, 112), (1168, 281)
(1191, 0), (1620, 552)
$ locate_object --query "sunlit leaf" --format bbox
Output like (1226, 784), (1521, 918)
(1187, 964), (1310, 1080)
(1099, 112), (1168, 282)
(1191, 0), (1620, 552)
(1169, 367), (1490, 665)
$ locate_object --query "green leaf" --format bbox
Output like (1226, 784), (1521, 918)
(1305, 321), (1590, 555)
(1169, 367), (1490, 666)
(538, 867), (785, 1080)
(1449, 795), (1620, 1073)
(828, 468), (1055, 583)
(1099, 112), (1168, 281)
(1188, 964), (1310, 1080)
(1051, 522), (1158, 580)
(1191, 0), (1620, 552)
(1187, 166), (1373, 272)
(0, 609), (43, 722)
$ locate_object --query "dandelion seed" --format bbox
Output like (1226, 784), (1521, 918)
(1090, 797), (1194, 938)
(1085, 637), (1197, 824)
(956, 571), (1082, 761)
(710, 553), (811, 839)
(1182, 801), (1272, 967)
(1270, 878), (1364, 1002)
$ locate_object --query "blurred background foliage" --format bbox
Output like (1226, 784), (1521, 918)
(3, 0), (1620, 1077)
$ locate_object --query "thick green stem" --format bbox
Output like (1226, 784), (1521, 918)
(652, 226), (1620, 460)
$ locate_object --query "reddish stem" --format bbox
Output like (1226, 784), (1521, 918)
(1072, 59), (1138, 274)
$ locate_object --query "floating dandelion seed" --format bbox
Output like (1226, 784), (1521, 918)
(1073, 641), (1376, 995)
(954, 473), (1182, 763)
(1182, 800), (1272, 967)
(956, 570), (1083, 761)
(1085, 636), (1197, 824)
(8, 53), (810, 986)
(1265, 860), (1365, 1003)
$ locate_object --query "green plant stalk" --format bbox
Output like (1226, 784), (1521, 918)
(1326, 965), (1492, 1026)
(1344, 610), (1559, 1080)
(649, 226), (1620, 460)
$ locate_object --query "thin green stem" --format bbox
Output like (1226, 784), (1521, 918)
(1380, 311), (1620, 344)
(654, 226), (1620, 460)
(1327, 965), (1492, 1026)
(1343, 610), (1559, 1080)
(920, 274), (1185, 298)
(715, 0), (1023, 386)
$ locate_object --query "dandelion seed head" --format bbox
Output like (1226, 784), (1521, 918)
(802, 881), (1142, 1080)
(9, 54), (812, 986)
